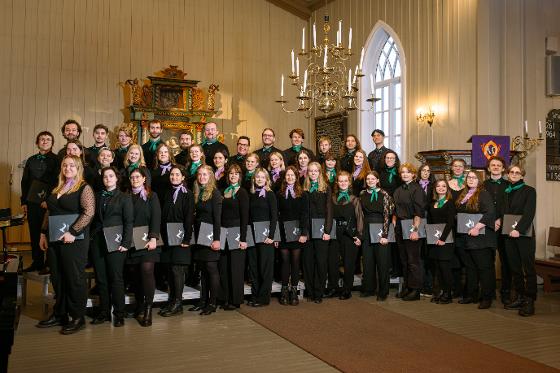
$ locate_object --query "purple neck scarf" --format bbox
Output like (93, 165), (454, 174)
(285, 184), (296, 199)
(419, 179), (430, 193)
(61, 178), (76, 194)
(460, 187), (477, 205)
(353, 165), (362, 179)
(271, 168), (281, 182)
(160, 162), (172, 175)
(132, 186), (147, 201)
(255, 187), (266, 198)
(299, 167), (307, 178)
(172, 183), (187, 204)
(215, 166), (224, 180)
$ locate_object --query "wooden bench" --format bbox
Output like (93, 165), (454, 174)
(535, 259), (560, 292)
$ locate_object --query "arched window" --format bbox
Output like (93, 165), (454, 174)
(360, 24), (405, 158)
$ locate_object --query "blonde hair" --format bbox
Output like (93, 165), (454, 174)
(399, 162), (418, 180)
(303, 162), (328, 193)
(53, 155), (87, 195)
(124, 144), (146, 168)
(267, 151), (285, 171)
(117, 122), (135, 139)
(194, 165), (217, 202)
(154, 143), (176, 168)
(250, 168), (272, 193)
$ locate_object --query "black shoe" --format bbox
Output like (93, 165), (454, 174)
(113, 317), (125, 327)
(478, 299), (492, 309)
(339, 290), (352, 300)
(438, 292), (452, 304)
(360, 291), (375, 298)
(221, 303), (237, 311)
(200, 304), (217, 315)
(431, 291), (442, 303)
(376, 295), (387, 302)
(90, 314), (110, 325)
(396, 289), (409, 298)
(323, 288), (339, 298)
(402, 290), (420, 301)
(505, 296), (524, 310)
(60, 317), (85, 335)
(500, 292), (512, 306)
(459, 297), (474, 304)
(158, 300), (175, 315)
(161, 301), (183, 317)
(250, 301), (265, 307)
(139, 305), (153, 327)
(246, 299), (256, 307)
(313, 297), (323, 304)
(289, 287), (299, 306)
(279, 286), (289, 305)
(36, 314), (67, 328)
(37, 267), (51, 275)
(23, 265), (38, 273)
(518, 298), (535, 317)
(188, 303), (206, 312)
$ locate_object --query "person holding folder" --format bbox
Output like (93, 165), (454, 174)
(328, 171), (363, 300)
(127, 167), (161, 326)
(359, 171), (394, 301)
(89, 167), (134, 327)
(219, 164), (249, 310)
(426, 180), (456, 304)
(191, 165), (223, 315)
(455, 170), (496, 309)
(37, 155), (95, 334)
(150, 143), (175, 200)
(277, 166), (309, 305)
(303, 162), (333, 303)
(502, 165), (537, 316)
(247, 168), (278, 307)
(159, 166), (195, 317)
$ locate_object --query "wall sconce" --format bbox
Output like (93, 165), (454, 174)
(416, 107), (436, 126)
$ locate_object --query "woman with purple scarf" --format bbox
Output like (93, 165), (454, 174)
(150, 143), (175, 201)
(267, 151), (285, 192)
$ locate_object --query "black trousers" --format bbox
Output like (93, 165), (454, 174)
(247, 243), (274, 304)
(49, 240), (89, 319)
(91, 233), (127, 318)
(303, 239), (329, 299)
(27, 203), (46, 269)
(457, 247), (496, 300)
(395, 226), (423, 290)
(330, 231), (359, 292)
(362, 241), (391, 296)
(199, 260), (220, 306)
(496, 235), (512, 295)
(218, 247), (246, 306)
(327, 240), (341, 291)
(505, 236), (537, 300)
(435, 260), (453, 293)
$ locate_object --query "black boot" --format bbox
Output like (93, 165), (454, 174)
(438, 292), (453, 304)
(402, 289), (420, 301)
(504, 296), (524, 310)
(519, 298), (535, 317)
(431, 290), (442, 303)
(500, 292), (512, 306)
(289, 287), (299, 306)
(158, 299), (174, 315)
(139, 305), (153, 327)
(36, 313), (67, 328)
(200, 304), (217, 315)
(279, 286), (289, 305)
(478, 299), (492, 309)
(161, 300), (183, 317)
(60, 317), (85, 335)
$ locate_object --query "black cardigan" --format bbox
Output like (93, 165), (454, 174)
(456, 190), (496, 250)
(195, 189), (223, 240)
(92, 189), (134, 249)
(427, 199), (456, 242)
(393, 182), (425, 220)
(307, 186), (333, 236)
(249, 189), (278, 240)
(161, 185), (195, 245)
(222, 187), (250, 242)
(503, 182), (536, 234)
(277, 190), (310, 237)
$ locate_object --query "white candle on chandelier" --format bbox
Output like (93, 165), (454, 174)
(538, 120), (543, 137)
(524, 120), (528, 137)
(302, 27), (305, 51)
(348, 27), (352, 50)
(296, 57), (300, 77)
(338, 20), (342, 46)
(359, 47), (365, 70)
(353, 65), (358, 84)
(281, 75), (284, 97)
(313, 23), (317, 48)
(291, 50), (295, 74)
(323, 46), (328, 68)
(336, 30), (340, 47)
(370, 74), (375, 95)
(303, 69), (308, 91)
(348, 69), (352, 92)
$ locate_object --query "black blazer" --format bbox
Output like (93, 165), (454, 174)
(456, 190), (496, 250)
(503, 182), (536, 235)
(161, 185), (195, 246)
(93, 189), (134, 249)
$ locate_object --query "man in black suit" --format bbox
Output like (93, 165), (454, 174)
(201, 122), (229, 169)
(141, 119), (163, 169)
(57, 119), (83, 160)
(228, 136), (250, 171)
(283, 128), (315, 166)
(175, 131), (193, 166)
(367, 129), (390, 171)
(255, 128), (281, 169)
(87, 124), (109, 167)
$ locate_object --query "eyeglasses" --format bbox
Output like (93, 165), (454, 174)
(509, 171), (523, 175)
(237, 143), (249, 147)
(466, 176), (478, 180)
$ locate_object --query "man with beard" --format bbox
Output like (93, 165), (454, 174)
(255, 128), (281, 170)
(174, 131), (193, 166)
(141, 119), (164, 169)
(201, 122), (229, 169)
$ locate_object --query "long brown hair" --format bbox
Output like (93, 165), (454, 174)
(455, 171), (483, 210)
(53, 155), (86, 195)
(340, 134), (362, 157)
(332, 171), (353, 203)
(280, 166), (303, 198)
(431, 179), (452, 203)
(352, 149), (371, 180)
(154, 143), (176, 168)
(194, 165), (217, 202)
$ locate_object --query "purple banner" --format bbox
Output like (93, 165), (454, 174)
(470, 135), (510, 168)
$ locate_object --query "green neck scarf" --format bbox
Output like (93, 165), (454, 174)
(453, 175), (465, 188)
(148, 138), (160, 152)
(224, 183), (239, 199)
(437, 197), (447, 208)
(505, 182), (525, 194)
(386, 167), (397, 183)
(337, 189), (350, 203)
(292, 144), (302, 153)
(189, 161), (201, 176)
(310, 181), (319, 193)
(368, 187), (379, 202)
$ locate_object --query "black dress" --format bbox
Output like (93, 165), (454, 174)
(160, 185), (195, 265)
(142, 139), (163, 170)
(193, 189), (223, 262)
(283, 146), (315, 166)
(378, 167), (402, 196)
(255, 146), (281, 170)
(150, 163), (173, 200)
(427, 199), (456, 295)
(339, 150), (356, 173)
(113, 146), (130, 171)
(128, 192), (162, 263)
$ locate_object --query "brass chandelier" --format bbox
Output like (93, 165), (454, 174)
(276, 15), (379, 118)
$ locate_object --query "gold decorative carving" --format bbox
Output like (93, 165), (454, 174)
(192, 88), (205, 111)
(125, 79), (143, 106)
(160, 65), (187, 79)
(208, 84), (219, 111)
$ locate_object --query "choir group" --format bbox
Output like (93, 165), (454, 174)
(20, 119), (537, 335)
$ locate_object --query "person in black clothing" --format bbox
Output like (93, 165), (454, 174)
(242, 153), (260, 191)
(367, 129), (390, 171)
(417, 164), (436, 209)
(448, 158), (467, 200)
(190, 165), (223, 315)
(339, 134), (361, 173)
(417, 163), (436, 295)
(351, 149), (371, 197)
(455, 170), (497, 309)
(267, 151), (285, 192)
(303, 162), (333, 303)
(393, 162), (425, 301)
(201, 122), (229, 166)
(255, 128), (282, 170)
(21, 131), (59, 272)
(484, 156), (511, 305)
(185, 144), (205, 189)
(447, 158), (467, 298)
(150, 143), (175, 199)
(323, 152), (338, 186)
(56, 119), (84, 161)
(219, 164), (249, 310)
(66, 140), (97, 187)
(37, 155), (95, 335)
(141, 120), (164, 170)
(227, 136), (250, 172)
(502, 165), (537, 317)
(359, 171), (394, 301)
(113, 123), (134, 171)
(247, 168), (278, 307)
(427, 179), (456, 304)
(297, 149), (312, 183)
(174, 131), (193, 167)
(327, 171), (363, 300)
(213, 150), (229, 191)
(90, 148), (115, 193)
(317, 136), (332, 165)
(127, 168), (161, 327)
(277, 166), (309, 305)
(122, 144), (151, 191)
(87, 124), (109, 167)
(283, 128), (315, 166)
(89, 167), (134, 327)
(158, 166), (195, 317)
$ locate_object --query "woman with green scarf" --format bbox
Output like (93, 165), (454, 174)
(121, 144), (151, 192)
(185, 144), (205, 190)
(448, 158), (467, 201)
(378, 150), (402, 196)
